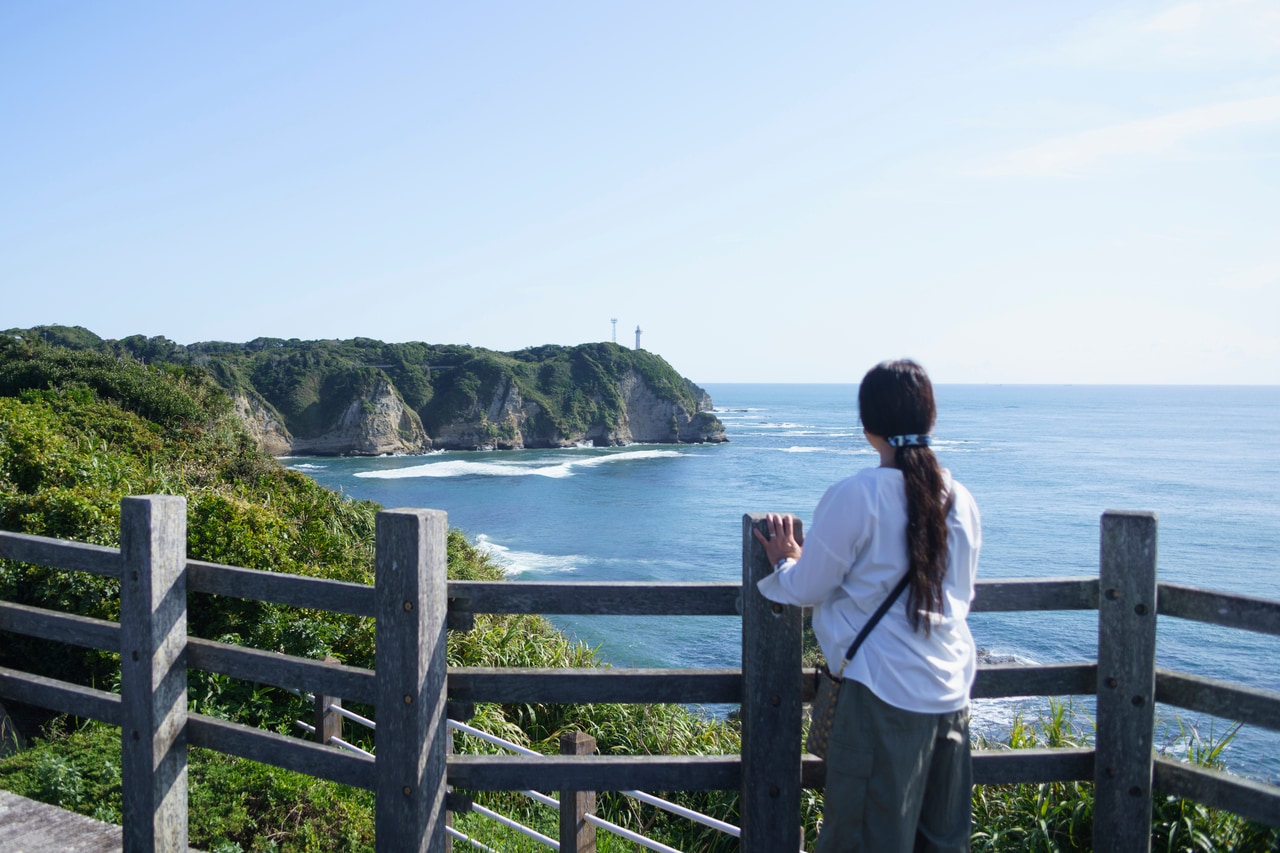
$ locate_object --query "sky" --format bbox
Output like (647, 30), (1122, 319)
(2, 2), (1278, 384)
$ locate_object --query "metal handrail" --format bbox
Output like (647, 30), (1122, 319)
(468, 802), (558, 849)
(296, 707), (743, 849)
(621, 788), (740, 838)
(446, 826), (501, 853)
(583, 812), (682, 853)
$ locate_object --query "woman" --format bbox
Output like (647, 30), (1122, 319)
(755, 359), (981, 853)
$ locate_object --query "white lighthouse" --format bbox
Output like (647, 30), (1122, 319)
(635, 325), (642, 351)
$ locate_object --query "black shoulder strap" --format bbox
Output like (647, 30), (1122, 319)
(839, 572), (911, 667)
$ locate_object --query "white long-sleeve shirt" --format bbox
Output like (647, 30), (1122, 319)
(757, 466), (981, 713)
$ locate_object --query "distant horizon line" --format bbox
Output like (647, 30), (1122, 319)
(698, 381), (1280, 388)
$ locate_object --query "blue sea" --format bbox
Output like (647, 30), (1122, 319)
(291, 384), (1280, 782)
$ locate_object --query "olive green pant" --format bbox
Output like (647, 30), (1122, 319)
(815, 679), (971, 853)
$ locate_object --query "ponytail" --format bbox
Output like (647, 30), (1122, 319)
(858, 360), (950, 633)
(897, 443), (951, 633)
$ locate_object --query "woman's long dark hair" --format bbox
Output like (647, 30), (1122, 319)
(859, 360), (950, 633)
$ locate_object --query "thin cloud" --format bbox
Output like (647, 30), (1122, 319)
(977, 93), (1280, 178)
(1056, 0), (1280, 70)
(1217, 258), (1280, 292)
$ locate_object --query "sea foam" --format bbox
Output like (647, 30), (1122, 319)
(476, 534), (584, 577)
(353, 448), (686, 480)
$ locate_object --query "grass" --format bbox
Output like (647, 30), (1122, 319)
(969, 700), (1280, 853)
(971, 701), (1095, 851)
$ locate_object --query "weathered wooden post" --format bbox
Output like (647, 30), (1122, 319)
(560, 730), (598, 853)
(740, 513), (803, 853)
(1094, 510), (1158, 853)
(120, 495), (189, 853)
(375, 508), (450, 853)
(314, 656), (343, 747)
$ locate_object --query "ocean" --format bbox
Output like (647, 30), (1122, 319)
(290, 383), (1280, 782)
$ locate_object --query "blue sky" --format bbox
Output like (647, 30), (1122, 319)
(2, 2), (1277, 383)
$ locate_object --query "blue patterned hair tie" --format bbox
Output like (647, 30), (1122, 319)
(887, 434), (931, 448)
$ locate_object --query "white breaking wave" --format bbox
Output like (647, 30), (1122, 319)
(353, 448), (686, 480)
(475, 535), (583, 577)
(287, 462), (328, 471)
(932, 439), (982, 452)
(779, 430), (861, 437)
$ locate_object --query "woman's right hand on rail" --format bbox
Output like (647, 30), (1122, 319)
(753, 512), (803, 568)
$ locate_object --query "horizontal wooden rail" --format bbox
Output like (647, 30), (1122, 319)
(972, 577), (1099, 612)
(449, 581), (743, 616)
(1155, 669), (1280, 734)
(0, 600), (119, 651)
(188, 559), (376, 617)
(793, 663), (1099, 703)
(452, 577), (1102, 617)
(455, 742), (1095, 788)
(971, 748), (1096, 785)
(969, 662), (1097, 700)
(449, 667), (740, 704)
(0, 657), (378, 791)
(448, 754), (741, 792)
(186, 658), (1105, 709)
(0, 530), (120, 578)
(0, 666), (122, 725)
(189, 714), (375, 790)
(1157, 583), (1280, 636)
(801, 748), (1095, 788)
(453, 748), (1101, 794)
(1154, 756), (1280, 828)
(0, 528), (1105, 622)
(187, 638), (377, 705)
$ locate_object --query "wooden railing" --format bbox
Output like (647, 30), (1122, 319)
(0, 498), (1278, 852)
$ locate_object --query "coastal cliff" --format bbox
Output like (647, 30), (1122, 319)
(232, 389), (294, 457)
(279, 377), (431, 456)
(428, 366), (724, 450)
(402, 342), (726, 452)
(7, 328), (726, 456)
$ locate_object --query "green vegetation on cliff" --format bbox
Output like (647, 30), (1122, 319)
(7, 325), (724, 451)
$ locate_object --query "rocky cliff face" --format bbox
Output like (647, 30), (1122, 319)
(690, 384), (714, 413)
(240, 379), (431, 457)
(430, 375), (544, 450)
(427, 368), (726, 451)
(610, 369), (724, 445)
(204, 339), (728, 456)
(236, 369), (727, 455)
(232, 390), (294, 457)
